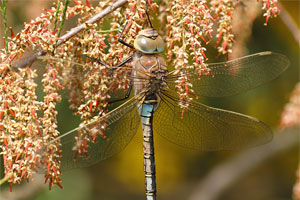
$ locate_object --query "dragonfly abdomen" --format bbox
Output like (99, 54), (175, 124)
(138, 97), (159, 200)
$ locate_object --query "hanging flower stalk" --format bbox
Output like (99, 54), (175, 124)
(164, 0), (280, 110)
(0, 66), (42, 191)
(166, 0), (213, 111)
(260, 0), (280, 25)
(211, 0), (236, 56)
(0, 0), (125, 190)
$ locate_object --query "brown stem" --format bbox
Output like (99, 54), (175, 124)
(14, 0), (128, 69)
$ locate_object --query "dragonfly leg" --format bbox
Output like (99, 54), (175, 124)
(109, 83), (132, 104)
(86, 54), (133, 70)
(145, 0), (153, 28)
(118, 21), (134, 49)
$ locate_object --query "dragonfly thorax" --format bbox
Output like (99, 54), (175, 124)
(132, 52), (168, 97)
(134, 28), (165, 54)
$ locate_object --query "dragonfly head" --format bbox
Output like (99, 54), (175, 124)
(134, 28), (165, 54)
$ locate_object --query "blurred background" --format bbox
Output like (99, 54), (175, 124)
(0, 0), (299, 200)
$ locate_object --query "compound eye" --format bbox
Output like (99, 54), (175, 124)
(135, 35), (156, 53)
(155, 36), (165, 52)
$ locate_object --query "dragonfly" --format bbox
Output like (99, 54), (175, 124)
(40, 9), (290, 200)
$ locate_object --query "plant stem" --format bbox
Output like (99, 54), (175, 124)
(96, 28), (122, 33)
(53, 0), (61, 31)
(57, 0), (70, 37)
(0, 172), (12, 185)
(0, 0), (8, 53)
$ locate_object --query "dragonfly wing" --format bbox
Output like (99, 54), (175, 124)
(167, 52), (289, 97)
(59, 96), (141, 170)
(153, 90), (272, 150)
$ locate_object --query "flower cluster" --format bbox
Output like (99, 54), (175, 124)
(1, 0), (159, 189)
(41, 62), (63, 189)
(0, 0), (98, 190)
(165, 0), (213, 110)
(260, 0), (280, 25)
(164, 0), (279, 110)
(0, 67), (42, 191)
(211, 0), (235, 55)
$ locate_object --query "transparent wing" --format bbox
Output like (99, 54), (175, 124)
(58, 96), (141, 170)
(37, 55), (151, 86)
(153, 90), (272, 150)
(167, 52), (289, 97)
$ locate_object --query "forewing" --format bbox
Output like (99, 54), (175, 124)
(167, 52), (289, 97)
(153, 90), (272, 150)
(58, 96), (141, 170)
